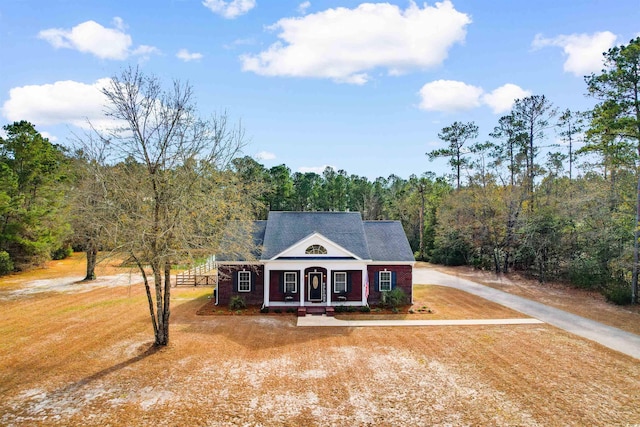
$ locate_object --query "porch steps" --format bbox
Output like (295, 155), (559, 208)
(297, 307), (335, 317)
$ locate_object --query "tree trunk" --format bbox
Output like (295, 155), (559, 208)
(162, 262), (172, 344)
(632, 173), (640, 304)
(133, 254), (159, 340)
(84, 241), (97, 281)
(419, 185), (425, 260)
(503, 251), (510, 275)
(153, 263), (168, 346)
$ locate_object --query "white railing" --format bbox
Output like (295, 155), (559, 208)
(175, 255), (217, 286)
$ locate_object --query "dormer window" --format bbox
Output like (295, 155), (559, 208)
(305, 244), (327, 255)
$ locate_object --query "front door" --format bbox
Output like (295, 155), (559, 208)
(308, 272), (323, 302)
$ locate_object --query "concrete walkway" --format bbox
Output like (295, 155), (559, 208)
(297, 316), (543, 327)
(413, 268), (640, 360)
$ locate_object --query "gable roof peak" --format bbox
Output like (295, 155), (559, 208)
(262, 211), (370, 260)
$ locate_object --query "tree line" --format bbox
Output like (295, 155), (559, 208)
(0, 38), (638, 345)
(230, 37), (640, 305)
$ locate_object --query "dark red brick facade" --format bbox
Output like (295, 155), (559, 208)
(366, 265), (413, 305)
(217, 264), (412, 307)
(217, 264), (264, 306)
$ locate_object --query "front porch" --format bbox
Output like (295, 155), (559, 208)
(265, 262), (368, 308)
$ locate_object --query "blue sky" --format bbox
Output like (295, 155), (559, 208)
(1, 0), (638, 179)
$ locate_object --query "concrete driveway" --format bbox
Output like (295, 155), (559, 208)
(414, 267), (640, 360)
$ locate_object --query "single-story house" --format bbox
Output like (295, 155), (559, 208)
(215, 211), (414, 313)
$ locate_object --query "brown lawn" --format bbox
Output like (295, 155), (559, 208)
(0, 254), (638, 426)
(425, 262), (640, 336)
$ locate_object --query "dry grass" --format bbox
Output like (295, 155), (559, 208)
(1, 255), (639, 426)
(425, 262), (640, 335)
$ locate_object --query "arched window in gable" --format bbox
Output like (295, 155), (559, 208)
(305, 244), (327, 255)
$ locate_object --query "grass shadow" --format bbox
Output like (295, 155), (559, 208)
(53, 343), (160, 396)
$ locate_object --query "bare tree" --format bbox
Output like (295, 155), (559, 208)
(91, 67), (252, 345)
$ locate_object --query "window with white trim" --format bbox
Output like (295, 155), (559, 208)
(238, 271), (251, 292)
(305, 244), (327, 255)
(284, 272), (297, 293)
(379, 271), (392, 292)
(334, 272), (347, 293)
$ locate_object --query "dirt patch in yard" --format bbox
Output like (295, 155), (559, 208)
(1, 258), (639, 426)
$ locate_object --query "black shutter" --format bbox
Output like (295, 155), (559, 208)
(374, 271), (379, 291)
(279, 272), (284, 294)
(252, 271), (257, 293)
(232, 270), (238, 292)
(391, 271), (397, 289)
(346, 272), (352, 293)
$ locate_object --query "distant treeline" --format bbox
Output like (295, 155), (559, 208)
(2, 37), (639, 305)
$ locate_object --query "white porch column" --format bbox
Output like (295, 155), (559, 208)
(264, 265), (270, 307)
(326, 270), (332, 306)
(361, 267), (368, 306)
(299, 269), (305, 306)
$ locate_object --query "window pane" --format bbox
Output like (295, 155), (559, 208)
(284, 272), (297, 293)
(305, 244), (327, 255)
(238, 271), (251, 292)
(334, 272), (347, 293)
(379, 271), (391, 291)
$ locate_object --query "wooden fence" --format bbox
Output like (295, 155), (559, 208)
(174, 255), (217, 286)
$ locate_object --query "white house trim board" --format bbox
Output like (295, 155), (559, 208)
(269, 232), (366, 261)
(367, 261), (415, 266)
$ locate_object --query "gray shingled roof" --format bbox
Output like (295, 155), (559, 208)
(218, 212), (414, 263)
(261, 211), (371, 260)
(363, 221), (415, 261)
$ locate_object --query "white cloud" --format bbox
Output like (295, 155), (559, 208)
(177, 49), (204, 62)
(482, 83), (532, 114)
(298, 1), (311, 14)
(531, 31), (617, 76)
(203, 0), (256, 19)
(241, 1), (471, 84)
(1, 78), (113, 129)
(223, 38), (257, 50)
(418, 80), (530, 114)
(40, 131), (59, 142)
(299, 165), (332, 174)
(38, 17), (158, 60)
(255, 151), (276, 160)
(418, 80), (483, 112)
(132, 45), (161, 62)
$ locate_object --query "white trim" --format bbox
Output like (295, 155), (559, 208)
(219, 261), (263, 265)
(284, 271), (298, 293)
(379, 271), (392, 292)
(367, 261), (415, 265)
(264, 265), (270, 308)
(361, 267), (368, 306)
(238, 270), (251, 292)
(333, 271), (347, 293)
